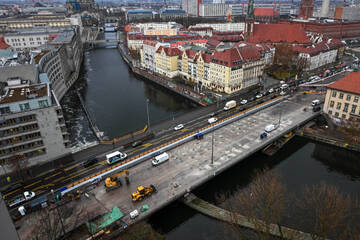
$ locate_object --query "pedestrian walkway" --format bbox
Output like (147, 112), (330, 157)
(182, 193), (314, 240)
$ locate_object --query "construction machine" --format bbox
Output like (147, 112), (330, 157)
(65, 190), (82, 201)
(131, 185), (157, 202)
(105, 170), (129, 192)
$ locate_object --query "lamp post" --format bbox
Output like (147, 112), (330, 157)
(211, 131), (214, 165)
(51, 189), (66, 237)
(146, 99), (151, 132)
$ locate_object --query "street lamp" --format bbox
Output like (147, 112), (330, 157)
(211, 131), (214, 165)
(146, 99), (151, 132)
(51, 189), (66, 237)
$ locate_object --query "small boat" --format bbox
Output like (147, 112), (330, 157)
(262, 132), (295, 156)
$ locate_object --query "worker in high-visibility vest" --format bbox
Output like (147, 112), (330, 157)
(6, 176), (10, 183)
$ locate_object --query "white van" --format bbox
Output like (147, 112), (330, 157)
(265, 124), (276, 132)
(312, 99), (320, 106)
(152, 152), (169, 166)
(106, 151), (127, 165)
(130, 209), (139, 219)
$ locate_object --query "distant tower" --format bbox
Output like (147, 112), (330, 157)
(298, 0), (314, 19)
(320, 0), (330, 17)
(247, 0), (254, 19)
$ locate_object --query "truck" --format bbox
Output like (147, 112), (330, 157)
(9, 191), (36, 208)
(223, 100), (236, 111)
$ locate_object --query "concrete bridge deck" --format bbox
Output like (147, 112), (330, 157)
(17, 93), (320, 238)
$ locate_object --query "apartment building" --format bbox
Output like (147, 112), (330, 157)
(4, 31), (52, 52)
(192, 22), (245, 32)
(155, 46), (182, 78)
(0, 81), (70, 173)
(293, 39), (345, 71)
(209, 43), (265, 94)
(140, 40), (167, 72)
(198, 3), (230, 17)
(323, 70), (360, 120)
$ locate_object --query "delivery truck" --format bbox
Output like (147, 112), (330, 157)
(223, 100), (236, 111)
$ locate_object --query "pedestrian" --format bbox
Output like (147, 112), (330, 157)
(6, 176), (10, 183)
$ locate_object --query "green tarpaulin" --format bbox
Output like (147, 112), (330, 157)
(86, 206), (124, 234)
(141, 204), (149, 213)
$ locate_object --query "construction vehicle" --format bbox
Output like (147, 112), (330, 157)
(105, 170), (129, 192)
(131, 185), (157, 202)
(65, 190), (82, 201)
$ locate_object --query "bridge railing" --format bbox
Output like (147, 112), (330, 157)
(60, 96), (289, 196)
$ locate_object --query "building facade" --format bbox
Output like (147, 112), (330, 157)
(0, 82), (70, 173)
(323, 70), (360, 120)
(199, 3), (230, 17)
(182, 0), (202, 16)
(193, 22), (245, 32)
(0, 15), (72, 31)
(155, 47), (182, 78)
(4, 31), (52, 52)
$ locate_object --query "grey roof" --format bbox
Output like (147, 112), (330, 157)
(51, 29), (75, 43)
(127, 9), (153, 14)
(160, 9), (186, 14)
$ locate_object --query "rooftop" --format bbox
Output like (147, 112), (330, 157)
(0, 37), (9, 50)
(249, 23), (310, 45)
(327, 70), (360, 95)
(0, 84), (48, 104)
(254, 8), (279, 17)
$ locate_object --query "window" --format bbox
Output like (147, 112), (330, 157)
(38, 100), (48, 108)
(354, 97), (359, 103)
(342, 114), (346, 119)
(19, 103), (30, 111)
(351, 105), (357, 114)
(335, 112), (339, 117)
(346, 95), (351, 101)
(339, 93), (344, 99)
(336, 102), (341, 110)
(0, 107), (10, 115)
(330, 101), (334, 108)
(328, 110), (332, 115)
(343, 103), (349, 113)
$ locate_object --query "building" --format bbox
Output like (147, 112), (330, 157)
(293, 38), (344, 71)
(4, 31), (53, 52)
(230, 2), (295, 17)
(209, 43), (265, 94)
(292, 20), (360, 39)
(334, 7), (360, 21)
(159, 9), (187, 20)
(0, 15), (72, 31)
(66, 0), (95, 13)
(140, 40), (164, 72)
(128, 22), (182, 35)
(198, 3), (230, 17)
(247, 22), (311, 46)
(192, 22), (245, 32)
(126, 9), (154, 22)
(323, 70), (360, 120)
(182, 0), (202, 16)
(0, 37), (9, 50)
(37, 27), (83, 100)
(298, 0), (314, 19)
(188, 27), (213, 37)
(155, 46), (182, 78)
(0, 81), (70, 171)
(254, 8), (280, 23)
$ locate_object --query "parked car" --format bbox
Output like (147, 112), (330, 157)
(313, 106), (321, 112)
(265, 124), (276, 132)
(132, 141), (143, 148)
(209, 112), (216, 117)
(249, 97), (255, 102)
(256, 94), (263, 99)
(240, 99), (248, 105)
(83, 158), (98, 168)
(208, 117), (218, 124)
(268, 88), (274, 93)
(174, 124), (184, 131)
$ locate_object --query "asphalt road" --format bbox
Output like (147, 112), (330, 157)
(2, 91), (280, 207)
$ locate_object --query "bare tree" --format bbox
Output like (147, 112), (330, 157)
(297, 182), (360, 240)
(225, 169), (295, 240)
(120, 221), (165, 240)
(9, 154), (29, 181)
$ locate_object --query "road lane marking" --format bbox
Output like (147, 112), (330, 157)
(65, 164), (80, 171)
(24, 180), (41, 189)
(44, 172), (62, 180)
(32, 184), (55, 192)
(61, 164), (99, 183)
(2, 189), (21, 199)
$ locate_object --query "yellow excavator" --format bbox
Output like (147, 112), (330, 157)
(104, 170), (129, 192)
(131, 185), (157, 202)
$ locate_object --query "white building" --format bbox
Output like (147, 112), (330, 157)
(293, 39), (344, 71)
(4, 31), (50, 52)
(199, 3), (230, 17)
(192, 22), (245, 32)
(182, 0), (201, 16)
(229, 3), (295, 16)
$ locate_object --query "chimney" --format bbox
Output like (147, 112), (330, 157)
(320, 0), (330, 18)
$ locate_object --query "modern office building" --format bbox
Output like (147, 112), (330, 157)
(182, 0), (202, 16)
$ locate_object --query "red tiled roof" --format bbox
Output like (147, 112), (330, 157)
(156, 46), (182, 56)
(249, 23), (310, 45)
(293, 38), (344, 56)
(212, 45), (261, 67)
(185, 49), (197, 59)
(254, 8), (279, 17)
(143, 40), (157, 46)
(327, 71), (360, 95)
(0, 37), (9, 49)
(189, 27), (213, 31)
(202, 53), (212, 63)
(212, 34), (243, 42)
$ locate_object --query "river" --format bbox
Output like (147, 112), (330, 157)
(61, 33), (360, 239)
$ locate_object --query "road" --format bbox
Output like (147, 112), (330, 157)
(2, 91), (280, 206)
(17, 92), (321, 239)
